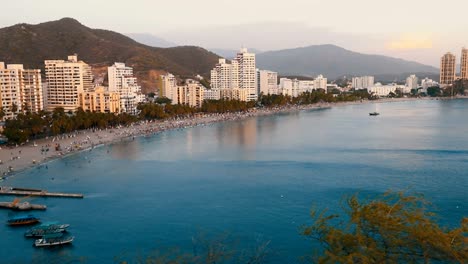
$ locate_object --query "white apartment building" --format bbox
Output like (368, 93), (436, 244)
(203, 88), (221, 100)
(0, 62), (43, 120)
(352, 76), (375, 89)
(406, 75), (419, 90)
(421, 78), (439, 93)
(298, 80), (315, 94)
(0, 62), (22, 120)
(211, 59), (238, 90)
(108, 62), (143, 115)
(210, 48), (257, 101)
(279, 78), (296, 97)
(45, 55), (93, 112)
(368, 83), (398, 97)
(314, 75), (328, 91)
(257, 70), (278, 95)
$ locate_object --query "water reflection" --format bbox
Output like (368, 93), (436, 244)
(110, 139), (141, 160)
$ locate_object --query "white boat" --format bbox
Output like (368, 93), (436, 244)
(34, 233), (74, 247)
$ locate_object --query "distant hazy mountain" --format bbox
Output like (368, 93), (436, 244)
(126, 33), (177, 48)
(257, 44), (439, 79)
(0, 18), (220, 93)
(210, 48), (263, 59)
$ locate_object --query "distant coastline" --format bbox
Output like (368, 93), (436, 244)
(0, 97), (461, 179)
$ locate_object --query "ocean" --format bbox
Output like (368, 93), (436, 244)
(1, 99), (467, 263)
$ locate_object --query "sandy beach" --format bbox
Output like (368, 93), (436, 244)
(0, 97), (436, 178)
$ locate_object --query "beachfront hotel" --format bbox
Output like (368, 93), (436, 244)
(352, 76), (375, 89)
(440, 52), (456, 86)
(257, 70), (278, 95)
(108, 63), (143, 115)
(461, 48), (468, 80)
(211, 48), (257, 101)
(0, 62), (43, 120)
(406, 75), (419, 90)
(78, 86), (120, 113)
(175, 80), (205, 108)
(45, 55), (93, 112)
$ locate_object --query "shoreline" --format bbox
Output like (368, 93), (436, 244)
(0, 97), (458, 179)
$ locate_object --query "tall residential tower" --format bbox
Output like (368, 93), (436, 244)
(45, 55), (93, 112)
(210, 48), (257, 101)
(0, 63), (43, 120)
(461, 48), (468, 80)
(108, 62), (143, 115)
(440, 52), (456, 86)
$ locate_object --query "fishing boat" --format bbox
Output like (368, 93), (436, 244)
(369, 112), (380, 116)
(25, 222), (69, 238)
(25, 227), (66, 238)
(7, 215), (40, 226)
(33, 222), (70, 230)
(34, 233), (74, 247)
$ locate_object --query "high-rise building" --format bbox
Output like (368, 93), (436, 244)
(0, 62), (22, 120)
(108, 62), (143, 115)
(314, 75), (328, 91)
(406, 74), (419, 90)
(160, 73), (178, 103)
(352, 76), (375, 89)
(45, 55), (93, 112)
(257, 70), (278, 95)
(0, 63), (43, 120)
(440, 52), (456, 86)
(237, 48), (257, 101)
(461, 48), (468, 80)
(211, 59), (238, 90)
(210, 48), (257, 101)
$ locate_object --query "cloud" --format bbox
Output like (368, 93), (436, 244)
(386, 35), (433, 50)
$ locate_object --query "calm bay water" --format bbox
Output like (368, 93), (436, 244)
(1, 99), (467, 263)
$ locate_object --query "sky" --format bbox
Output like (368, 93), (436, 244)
(1, 0), (467, 67)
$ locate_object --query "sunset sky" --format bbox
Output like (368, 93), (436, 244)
(1, 0), (467, 66)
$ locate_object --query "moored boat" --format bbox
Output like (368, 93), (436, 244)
(25, 222), (69, 237)
(7, 215), (40, 226)
(33, 222), (70, 230)
(369, 112), (380, 116)
(25, 227), (66, 238)
(34, 233), (74, 247)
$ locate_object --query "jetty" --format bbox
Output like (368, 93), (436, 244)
(0, 187), (84, 199)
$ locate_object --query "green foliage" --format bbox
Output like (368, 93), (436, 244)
(201, 99), (256, 113)
(0, 107), (5, 120)
(302, 191), (468, 263)
(154, 97), (172, 105)
(427, 86), (442, 97)
(3, 109), (137, 144)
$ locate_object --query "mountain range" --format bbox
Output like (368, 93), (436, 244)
(0, 18), (220, 93)
(256, 45), (439, 80)
(0, 18), (440, 93)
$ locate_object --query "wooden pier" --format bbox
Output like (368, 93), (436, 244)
(0, 187), (84, 199)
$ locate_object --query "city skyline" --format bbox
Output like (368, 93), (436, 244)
(0, 0), (466, 67)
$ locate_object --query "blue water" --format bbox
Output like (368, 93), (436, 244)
(0, 99), (467, 263)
